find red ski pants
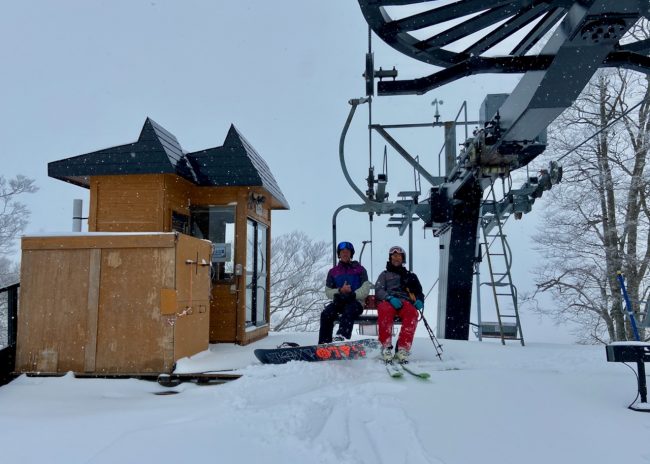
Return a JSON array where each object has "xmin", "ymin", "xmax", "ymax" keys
[{"xmin": 377, "ymin": 299, "xmax": 419, "ymax": 351}]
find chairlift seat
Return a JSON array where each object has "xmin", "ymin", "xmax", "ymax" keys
[{"xmin": 480, "ymin": 321, "xmax": 518, "ymax": 339}]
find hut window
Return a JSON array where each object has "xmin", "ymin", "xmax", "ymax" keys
[
  {"xmin": 245, "ymin": 219, "xmax": 268, "ymax": 327},
  {"xmin": 171, "ymin": 211, "xmax": 189, "ymax": 234},
  {"xmin": 189, "ymin": 206, "xmax": 236, "ymax": 281}
]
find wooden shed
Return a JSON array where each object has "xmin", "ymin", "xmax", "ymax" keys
[
  {"xmin": 17, "ymin": 232, "xmax": 211, "ymax": 374},
  {"xmin": 16, "ymin": 118, "xmax": 288, "ymax": 374}
]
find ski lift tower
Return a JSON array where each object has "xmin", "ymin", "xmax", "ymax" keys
[{"xmin": 356, "ymin": 0, "xmax": 650, "ymax": 340}]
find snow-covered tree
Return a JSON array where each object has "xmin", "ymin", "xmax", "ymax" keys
[
  {"xmin": 531, "ymin": 44, "xmax": 650, "ymax": 342},
  {"xmin": 270, "ymin": 231, "xmax": 330, "ymax": 332},
  {"xmin": 0, "ymin": 175, "xmax": 37, "ymax": 257},
  {"xmin": 0, "ymin": 174, "xmax": 36, "ymax": 347}
]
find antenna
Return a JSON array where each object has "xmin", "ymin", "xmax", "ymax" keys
[{"xmin": 431, "ymin": 98, "xmax": 443, "ymax": 123}]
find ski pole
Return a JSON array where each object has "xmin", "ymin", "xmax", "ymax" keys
[
  {"xmin": 616, "ymin": 271, "xmax": 640, "ymax": 341},
  {"xmin": 418, "ymin": 309, "xmax": 443, "ymax": 359}
]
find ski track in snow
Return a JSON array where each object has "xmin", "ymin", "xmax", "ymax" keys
[
  {"xmin": 2, "ymin": 337, "xmax": 649, "ymax": 463},
  {"xmin": 233, "ymin": 359, "xmax": 443, "ymax": 464}
]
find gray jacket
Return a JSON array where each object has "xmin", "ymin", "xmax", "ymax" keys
[{"xmin": 375, "ymin": 264, "xmax": 424, "ymax": 302}]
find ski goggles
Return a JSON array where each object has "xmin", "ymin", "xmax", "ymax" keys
[
  {"xmin": 337, "ymin": 241, "xmax": 354, "ymax": 252},
  {"xmin": 389, "ymin": 246, "xmax": 405, "ymax": 255}
]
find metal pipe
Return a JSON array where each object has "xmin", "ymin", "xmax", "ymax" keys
[
  {"xmin": 73, "ymin": 199, "xmax": 83, "ymax": 232},
  {"xmin": 475, "ymin": 262, "xmax": 482, "ymax": 342},
  {"xmin": 331, "ymin": 204, "xmax": 370, "ymax": 266},
  {"xmin": 340, "ymin": 99, "xmax": 370, "ymax": 202},
  {"xmin": 372, "ymin": 126, "xmax": 441, "ymax": 187},
  {"xmin": 376, "ymin": 121, "xmax": 478, "ymax": 129},
  {"xmin": 408, "ymin": 218, "xmax": 413, "ymax": 272},
  {"xmin": 332, "ymin": 202, "xmax": 413, "ymax": 266}
]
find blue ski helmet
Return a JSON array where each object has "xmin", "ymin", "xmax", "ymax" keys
[{"xmin": 337, "ymin": 241, "xmax": 355, "ymax": 258}]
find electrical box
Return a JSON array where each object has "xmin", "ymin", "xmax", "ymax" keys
[{"xmin": 480, "ymin": 93, "xmax": 547, "ymax": 144}]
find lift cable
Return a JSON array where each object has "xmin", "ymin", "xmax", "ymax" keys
[{"xmin": 556, "ymin": 99, "xmax": 644, "ymax": 163}]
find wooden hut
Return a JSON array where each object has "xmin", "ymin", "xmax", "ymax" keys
[{"xmin": 16, "ymin": 118, "xmax": 289, "ymax": 374}]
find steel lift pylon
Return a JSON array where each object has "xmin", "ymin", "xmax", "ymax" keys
[{"xmin": 354, "ymin": 0, "xmax": 650, "ymax": 340}]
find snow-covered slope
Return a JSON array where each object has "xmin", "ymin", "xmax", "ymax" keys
[{"xmin": 0, "ymin": 334, "xmax": 647, "ymax": 464}]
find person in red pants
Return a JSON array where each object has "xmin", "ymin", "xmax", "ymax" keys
[{"xmin": 374, "ymin": 245, "xmax": 424, "ymax": 364}]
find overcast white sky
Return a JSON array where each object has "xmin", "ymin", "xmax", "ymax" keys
[{"xmin": 0, "ymin": 1, "xmax": 575, "ymax": 342}]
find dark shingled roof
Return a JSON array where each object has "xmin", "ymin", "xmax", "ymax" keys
[{"xmin": 49, "ymin": 118, "xmax": 289, "ymax": 209}]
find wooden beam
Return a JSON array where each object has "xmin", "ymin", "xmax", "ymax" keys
[{"xmin": 84, "ymin": 249, "xmax": 101, "ymax": 372}]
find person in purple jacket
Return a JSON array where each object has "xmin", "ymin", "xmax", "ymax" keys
[{"xmin": 318, "ymin": 241, "xmax": 371, "ymax": 344}]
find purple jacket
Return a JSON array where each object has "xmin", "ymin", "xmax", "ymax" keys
[{"xmin": 325, "ymin": 260, "xmax": 371, "ymax": 303}]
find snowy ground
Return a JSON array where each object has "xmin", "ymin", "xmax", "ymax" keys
[{"xmin": 1, "ymin": 333, "xmax": 649, "ymax": 464}]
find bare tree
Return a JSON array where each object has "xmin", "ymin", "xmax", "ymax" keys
[
  {"xmin": 0, "ymin": 257, "xmax": 19, "ymax": 348},
  {"xmin": 270, "ymin": 231, "xmax": 330, "ymax": 332},
  {"xmin": 0, "ymin": 174, "xmax": 36, "ymax": 347},
  {"xmin": 530, "ymin": 58, "xmax": 650, "ymax": 342},
  {"xmin": 0, "ymin": 175, "xmax": 37, "ymax": 256}
]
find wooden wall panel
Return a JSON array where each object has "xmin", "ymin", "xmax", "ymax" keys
[
  {"xmin": 163, "ymin": 175, "xmax": 192, "ymax": 232},
  {"xmin": 16, "ymin": 249, "xmax": 92, "ymax": 373},
  {"xmin": 175, "ymin": 233, "xmax": 211, "ymax": 303},
  {"xmin": 94, "ymin": 247, "xmax": 175, "ymax": 373},
  {"xmin": 22, "ymin": 234, "xmax": 177, "ymax": 251},
  {"xmin": 210, "ymin": 284, "xmax": 237, "ymax": 342},
  {"xmin": 173, "ymin": 233, "xmax": 211, "ymax": 355},
  {"xmin": 189, "ymin": 186, "xmax": 240, "ymax": 206},
  {"xmin": 174, "ymin": 301, "xmax": 209, "ymax": 360},
  {"xmin": 90, "ymin": 175, "xmax": 165, "ymax": 232},
  {"xmin": 84, "ymin": 249, "xmax": 101, "ymax": 372},
  {"xmin": 242, "ymin": 326, "xmax": 269, "ymax": 345}
]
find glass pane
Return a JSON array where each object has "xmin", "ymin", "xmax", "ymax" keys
[
  {"xmin": 257, "ymin": 224, "xmax": 267, "ymax": 274},
  {"xmin": 246, "ymin": 220, "xmax": 256, "ymax": 325},
  {"xmin": 256, "ymin": 224, "xmax": 268, "ymax": 324},
  {"xmin": 246, "ymin": 220, "xmax": 255, "ymax": 273},
  {"xmin": 189, "ymin": 206, "xmax": 235, "ymax": 281},
  {"xmin": 245, "ymin": 274, "xmax": 253, "ymax": 325},
  {"xmin": 0, "ymin": 291, "xmax": 7, "ymax": 349},
  {"xmin": 171, "ymin": 211, "xmax": 189, "ymax": 234}
]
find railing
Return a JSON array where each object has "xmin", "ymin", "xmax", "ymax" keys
[{"xmin": 0, "ymin": 282, "xmax": 19, "ymax": 386}]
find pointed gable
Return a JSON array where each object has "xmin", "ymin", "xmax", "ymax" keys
[
  {"xmin": 48, "ymin": 118, "xmax": 197, "ymax": 187},
  {"xmin": 186, "ymin": 125, "xmax": 289, "ymax": 209},
  {"xmin": 48, "ymin": 118, "xmax": 289, "ymax": 209},
  {"xmin": 138, "ymin": 118, "xmax": 182, "ymax": 167}
]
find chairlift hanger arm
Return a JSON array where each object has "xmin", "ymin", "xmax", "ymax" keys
[
  {"xmin": 340, "ymin": 98, "xmax": 371, "ymax": 203},
  {"xmin": 331, "ymin": 202, "xmax": 418, "ymax": 266}
]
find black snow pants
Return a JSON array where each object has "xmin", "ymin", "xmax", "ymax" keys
[{"xmin": 318, "ymin": 298, "xmax": 363, "ymax": 344}]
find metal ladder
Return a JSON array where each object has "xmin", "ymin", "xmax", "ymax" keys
[{"xmin": 478, "ymin": 182, "xmax": 525, "ymax": 346}]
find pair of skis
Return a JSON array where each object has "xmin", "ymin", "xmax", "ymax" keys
[{"xmin": 384, "ymin": 361, "xmax": 430, "ymax": 379}]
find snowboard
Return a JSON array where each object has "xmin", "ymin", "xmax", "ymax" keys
[{"xmin": 254, "ymin": 339, "xmax": 380, "ymax": 365}]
